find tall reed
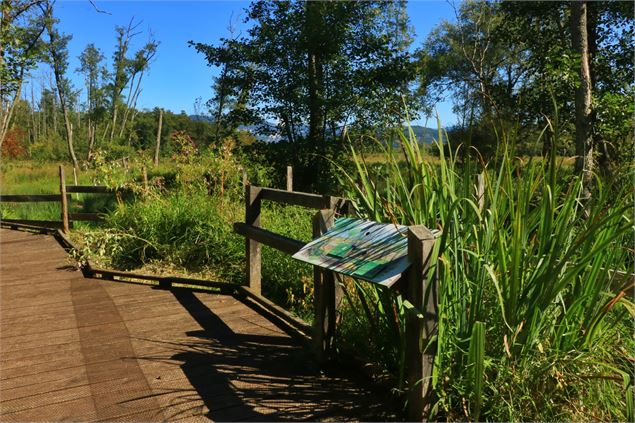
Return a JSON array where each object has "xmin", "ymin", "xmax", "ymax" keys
[{"xmin": 340, "ymin": 120, "xmax": 633, "ymax": 421}]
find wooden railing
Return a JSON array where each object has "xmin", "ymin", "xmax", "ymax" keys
[
  {"xmin": 233, "ymin": 183, "xmax": 439, "ymax": 421},
  {"xmin": 1, "ymin": 165, "xmax": 129, "ymax": 232}
]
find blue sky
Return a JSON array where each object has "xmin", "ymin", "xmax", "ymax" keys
[{"xmin": 35, "ymin": 0, "xmax": 457, "ymax": 127}]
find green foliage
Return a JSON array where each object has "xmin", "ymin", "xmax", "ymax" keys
[
  {"xmin": 242, "ymin": 137, "xmax": 353, "ymax": 193},
  {"xmin": 190, "ymin": 0, "xmax": 420, "ymax": 144},
  {"xmin": 419, "ymin": 1, "xmax": 634, "ymax": 165},
  {"xmin": 341, "ymin": 122, "xmax": 633, "ymax": 420}
]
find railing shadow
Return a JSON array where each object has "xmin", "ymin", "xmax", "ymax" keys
[{"xmin": 131, "ymin": 289, "xmax": 400, "ymax": 421}]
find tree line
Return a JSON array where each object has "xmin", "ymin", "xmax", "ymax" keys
[
  {"xmin": 192, "ymin": 0, "xmax": 632, "ymax": 181},
  {"xmin": 1, "ymin": 0, "xmax": 633, "ymax": 184},
  {"xmin": 1, "ymin": 0, "xmax": 166, "ymax": 167}
]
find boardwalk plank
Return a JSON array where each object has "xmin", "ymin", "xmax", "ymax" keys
[{"xmin": 0, "ymin": 228, "xmax": 399, "ymax": 422}]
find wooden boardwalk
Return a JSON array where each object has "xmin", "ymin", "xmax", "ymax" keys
[{"xmin": 0, "ymin": 228, "xmax": 398, "ymax": 422}]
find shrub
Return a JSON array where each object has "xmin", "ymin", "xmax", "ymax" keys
[{"xmin": 1, "ymin": 127, "xmax": 26, "ymax": 158}]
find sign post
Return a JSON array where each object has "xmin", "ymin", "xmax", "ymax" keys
[{"xmin": 293, "ymin": 217, "xmax": 439, "ymax": 421}]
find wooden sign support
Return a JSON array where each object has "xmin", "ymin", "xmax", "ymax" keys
[
  {"xmin": 312, "ymin": 208, "xmax": 342, "ymax": 363},
  {"xmin": 405, "ymin": 225, "xmax": 438, "ymax": 422}
]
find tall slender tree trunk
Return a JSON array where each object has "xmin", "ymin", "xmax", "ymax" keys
[
  {"xmin": 46, "ymin": 26, "xmax": 79, "ymax": 170},
  {"xmin": 87, "ymin": 120, "xmax": 95, "ymax": 161},
  {"xmin": 57, "ymin": 94, "xmax": 77, "ymax": 169},
  {"xmin": 586, "ymin": 3, "xmax": 608, "ymax": 172},
  {"xmin": 110, "ymin": 107, "xmax": 117, "ymax": 142},
  {"xmin": 153, "ymin": 108, "xmax": 163, "ymax": 166},
  {"xmin": 571, "ymin": 1, "xmax": 593, "ymax": 188},
  {"xmin": 306, "ymin": 1, "xmax": 324, "ymax": 148}
]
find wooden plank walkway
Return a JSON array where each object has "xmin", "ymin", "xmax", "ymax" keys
[{"xmin": 0, "ymin": 228, "xmax": 398, "ymax": 422}]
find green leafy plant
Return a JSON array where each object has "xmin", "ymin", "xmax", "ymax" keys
[{"xmin": 339, "ymin": 119, "xmax": 633, "ymax": 421}]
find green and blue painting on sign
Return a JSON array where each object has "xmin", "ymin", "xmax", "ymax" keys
[{"xmin": 292, "ymin": 217, "xmax": 411, "ymax": 286}]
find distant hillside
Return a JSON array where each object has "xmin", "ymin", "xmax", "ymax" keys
[
  {"xmin": 188, "ymin": 115, "xmax": 436, "ymax": 144},
  {"xmin": 409, "ymin": 126, "xmax": 437, "ymax": 144}
]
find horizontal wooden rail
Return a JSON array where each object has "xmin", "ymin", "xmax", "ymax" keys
[
  {"xmin": 66, "ymin": 185, "xmax": 120, "ymax": 194},
  {"xmin": 0, "ymin": 219, "xmax": 71, "ymax": 229},
  {"xmin": 0, "ymin": 220, "xmax": 60, "ymax": 233},
  {"xmin": 69, "ymin": 212, "xmax": 104, "ymax": 222},
  {"xmin": 259, "ymin": 187, "xmax": 331, "ymax": 209},
  {"xmin": 88, "ymin": 266, "xmax": 238, "ymax": 294},
  {"xmin": 1, "ymin": 194, "xmax": 69, "ymax": 202},
  {"xmin": 233, "ymin": 222, "xmax": 305, "ymax": 255}
]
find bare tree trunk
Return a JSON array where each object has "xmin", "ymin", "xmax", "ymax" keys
[
  {"xmin": 118, "ymin": 73, "xmax": 137, "ymax": 138},
  {"xmin": 153, "ymin": 108, "xmax": 163, "ymax": 166},
  {"xmin": 101, "ymin": 121, "xmax": 110, "ymax": 143},
  {"xmin": 306, "ymin": 1, "xmax": 325, "ymax": 148},
  {"xmin": 30, "ymin": 82, "xmax": 38, "ymax": 143},
  {"xmin": 571, "ymin": 1, "xmax": 593, "ymax": 188},
  {"xmin": 586, "ymin": 3, "xmax": 608, "ymax": 172},
  {"xmin": 109, "ymin": 107, "xmax": 117, "ymax": 142},
  {"xmin": 87, "ymin": 120, "xmax": 95, "ymax": 161},
  {"xmin": 48, "ymin": 50, "xmax": 79, "ymax": 170},
  {"xmin": 119, "ymin": 68, "xmax": 146, "ymax": 139}
]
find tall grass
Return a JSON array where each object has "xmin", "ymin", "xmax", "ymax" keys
[{"xmin": 340, "ymin": 121, "xmax": 634, "ymax": 421}]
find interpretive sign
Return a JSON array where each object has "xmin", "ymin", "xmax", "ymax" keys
[{"xmin": 292, "ymin": 217, "xmax": 411, "ymax": 287}]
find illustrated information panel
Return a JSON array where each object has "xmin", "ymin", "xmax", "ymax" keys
[{"xmin": 292, "ymin": 217, "xmax": 410, "ymax": 287}]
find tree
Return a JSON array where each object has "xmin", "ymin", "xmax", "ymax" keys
[
  {"xmin": 419, "ymin": 0, "xmax": 634, "ymax": 170},
  {"xmin": 77, "ymin": 43, "xmax": 107, "ymax": 160},
  {"xmin": 118, "ymin": 33, "xmax": 158, "ymax": 139},
  {"xmin": 191, "ymin": 0, "xmax": 419, "ymax": 145},
  {"xmin": 0, "ymin": 0, "xmax": 49, "ymax": 149},
  {"xmin": 106, "ymin": 19, "xmax": 158, "ymax": 145},
  {"xmin": 570, "ymin": 1, "xmax": 593, "ymax": 184},
  {"xmin": 44, "ymin": 4, "xmax": 78, "ymax": 169}
]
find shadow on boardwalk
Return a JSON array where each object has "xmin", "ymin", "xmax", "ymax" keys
[
  {"xmin": 0, "ymin": 228, "xmax": 400, "ymax": 422},
  {"xmin": 133, "ymin": 290, "xmax": 401, "ymax": 421}
]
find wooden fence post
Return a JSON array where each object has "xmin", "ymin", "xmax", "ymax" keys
[
  {"xmin": 142, "ymin": 166, "xmax": 148, "ymax": 192},
  {"xmin": 59, "ymin": 165, "xmax": 69, "ymax": 233},
  {"xmin": 405, "ymin": 225, "xmax": 438, "ymax": 422},
  {"xmin": 476, "ymin": 172, "xmax": 485, "ymax": 212},
  {"xmin": 245, "ymin": 184, "xmax": 262, "ymax": 295},
  {"xmin": 72, "ymin": 166, "xmax": 79, "ymax": 200},
  {"xmin": 312, "ymin": 207, "xmax": 341, "ymax": 363},
  {"xmin": 286, "ymin": 166, "xmax": 293, "ymax": 191}
]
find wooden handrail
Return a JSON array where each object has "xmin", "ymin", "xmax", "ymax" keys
[
  {"xmin": 1, "ymin": 194, "xmax": 70, "ymax": 202},
  {"xmin": 66, "ymin": 185, "xmax": 130, "ymax": 194},
  {"xmin": 69, "ymin": 212, "xmax": 105, "ymax": 222},
  {"xmin": 233, "ymin": 222, "xmax": 305, "ymax": 255},
  {"xmin": 259, "ymin": 187, "xmax": 330, "ymax": 209}
]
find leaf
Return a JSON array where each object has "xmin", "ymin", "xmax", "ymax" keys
[{"xmin": 468, "ymin": 321, "xmax": 485, "ymax": 422}]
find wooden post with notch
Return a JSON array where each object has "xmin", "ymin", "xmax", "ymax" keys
[
  {"xmin": 59, "ymin": 165, "xmax": 70, "ymax": 233},
  {"xmin": 312, "ymin": 197, "xmax": 341, "ymax": 363},
  {"xmin": 405, "ymin": 225, "xmax": 438, "ymax": 422},
  {"xmin": 142, "ymin": 166, "xmax": 149, "ymax": 192},
  {"xmin": 245, "ymin": 184, "xmax": 262, "ymax": 295},
  {"xmin": 286, "ymin": 166, "xmax": 293, "ymax": 191},
  {"xmin": 476, "ymin": 172, "xmax": 485, "ymax": 212}
]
